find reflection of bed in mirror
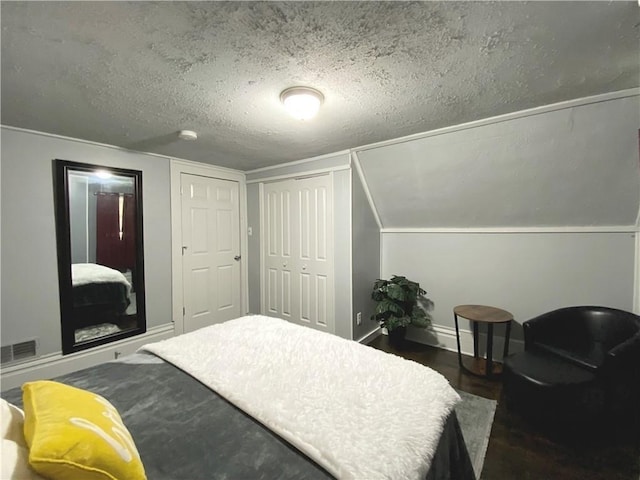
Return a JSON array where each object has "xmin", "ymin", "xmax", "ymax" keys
[{"xmin": 71, "ymin": 263, "xmax": 133, "ymax": 330}]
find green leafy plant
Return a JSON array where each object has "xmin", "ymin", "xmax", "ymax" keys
[{"xmin": 370, "ymin": 275, "xmax": 430, "ymax": 331}]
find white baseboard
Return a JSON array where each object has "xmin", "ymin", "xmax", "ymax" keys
[
  {"xmin": 634, "ymin": 229, "xmax": 639, "ymax": 314},
  {"xmin": 406, "ymin": 323, "xmax": 524, "ymax": 359},
  {"xmin": 356, "ymin": 326, "xmax": 381, "ymax": 344},
  {"xmin": 0, "ymin": 324, "xmax": 176, "ymax": 391}
]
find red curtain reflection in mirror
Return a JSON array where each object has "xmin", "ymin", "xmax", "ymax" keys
[{"xmin": 96, "ymin": 192, "xmax": 136, "ymax": 271}]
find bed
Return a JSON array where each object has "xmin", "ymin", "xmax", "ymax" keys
[
  {"xmin": 1, "ymin": 316, "xmax": 476, "ymax": 480},
  {"xmin": 71, "ymin": 263, "xmax": 132, "ymax": 329}
]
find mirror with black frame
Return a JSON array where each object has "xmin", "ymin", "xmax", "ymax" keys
[{"xmin": 54, "ymin": 159, "xmax": 146, "ymax": 354}]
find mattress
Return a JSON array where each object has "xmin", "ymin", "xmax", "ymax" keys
[{"xmin": 2, "ymin": 352, "xmax": 475, "ymax": 479}]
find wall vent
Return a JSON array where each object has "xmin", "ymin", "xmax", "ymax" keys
[{"xmin": 1, "ymin": 340, "xmax": 37, "ymax": 365}]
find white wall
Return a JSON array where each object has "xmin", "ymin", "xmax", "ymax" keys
[
  {"xmin": 382, "ymin": 231, "xmax": 636, "ymax": 353},
  {"xmin": 0, "ymin": 127, "xmax": 173, "ymax": 360}
]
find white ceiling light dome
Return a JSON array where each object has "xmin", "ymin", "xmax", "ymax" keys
[
  {"xmin": 178, "ymin": 130, "xmax": 198, "ymax": 141},
  {"xmin": 94, "ymin": 170, "xmax": 112, "ymax": 179},
  {"xmin": 280, "ymin": 86, "xmax": 324, "ymax": 120}
]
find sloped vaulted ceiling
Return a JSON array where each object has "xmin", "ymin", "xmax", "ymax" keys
[{"xmin": 356, "ymin": 94, "xmax": 640, "ymax": 228}]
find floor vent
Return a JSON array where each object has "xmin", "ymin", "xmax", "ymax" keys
[{"xmin": 1, "ymin": 339, "xmax": 37, "ymax": 365}]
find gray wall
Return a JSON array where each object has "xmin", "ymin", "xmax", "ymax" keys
[
  {"xmin": 1, "ymin": 127, "xmax": 173, "ymax": 357},
  {"xmin": 87, "ymin": 183, "xmax": 98, "ymax": 263},
  {"xmin": 351, "ymin": 168, "xmax": 381, "ymax": 340},
  {"xmin": 357, "ymin": 95, "xmax": 640, "ymax": 228},
  {"xmin": 355, "ymin": 94, "xmax": 640, "ymax": 349},
  {"xmin": 246, "ymin": 182, "xmax": 261, "ymax": 314},
  {"xmin": 332, "ymin": 169, "xmax": 352, "ymax": 339},
  {"xmin": 382, "ymin": 232, "xmax": 636, "ymax": 345},
  {"xmin": 69, "ymin": 175, "xmax": 89, "ymax": 263}
]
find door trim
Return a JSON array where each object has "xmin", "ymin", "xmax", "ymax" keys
[
  {"xmin": 634, "ymin": 228, "xmax": 640, "ymax": 315},
  {"xmin": 170, "ymin": 159, "xmax": 248, "ymax": 334}
]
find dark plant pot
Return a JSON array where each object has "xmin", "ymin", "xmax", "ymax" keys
[{"xmin": 388, "ymin": 326, "xmax": 407, "ymax": 347}]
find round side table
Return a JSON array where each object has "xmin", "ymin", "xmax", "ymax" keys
[{"xmin": 453, "ymin": 304, "xmax": 513, "ymax": 378}]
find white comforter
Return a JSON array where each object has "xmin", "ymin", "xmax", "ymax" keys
[
  {"xmin": 141, "ymin": 315, "xmax": 460, "ymax": 480},
  {"xmin": 71, "ymin": 263, "xmax": 131, "ymax": 294}
]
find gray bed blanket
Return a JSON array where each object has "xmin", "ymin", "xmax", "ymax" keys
[{"xmin": 2, "ymin": 353, "xmax": 475, "ymax": 480}]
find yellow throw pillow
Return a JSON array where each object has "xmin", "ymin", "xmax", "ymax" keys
[{"xmin": 22, "ymin": 381, "xmax": 146, "ymax": 480}]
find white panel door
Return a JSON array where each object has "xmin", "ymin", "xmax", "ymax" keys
[
  {"xmin": 182, "ymin": 173, "xmax": 241, "ymax": 332},
  {"xmin": 263, "ymin": 175, "xmax": 334, "ymax": 333},
  {"xmin": 264, "ymin": 182, "xmax": 293, "ymax": 320}
]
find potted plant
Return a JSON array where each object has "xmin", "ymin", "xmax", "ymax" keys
[{"xmin": 370, "ymin": 275, "xmax": 430, "ymax": 346}]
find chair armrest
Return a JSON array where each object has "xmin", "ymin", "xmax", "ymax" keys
[
  {"xmin": 607, "ymin": 333, "xmax": 640, "ymax": 367},
  {"xmin": 523, "ymin": 311, "xmax": 560, "ymax": 348}
]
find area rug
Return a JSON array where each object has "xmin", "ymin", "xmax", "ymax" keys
[
  {"xmin": 455, "ymin": 390, "xmax": 497, "ymax": 479},
  {"xmin": 74, "ymin": 322, "xmax": 122, "ymax": 342}
]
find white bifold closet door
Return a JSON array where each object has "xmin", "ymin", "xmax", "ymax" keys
[
  {"xmin": 181, "ymin": 173, "xmax": 242, "ymax": 333},
  {"xmin": 263, "ymin": 174, "xmax": 334, "ymax": 334}
]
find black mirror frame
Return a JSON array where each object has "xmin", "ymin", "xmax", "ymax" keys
[{"xmin": 53, "ymin": 159, "xmax": 146, "ymax": 355}]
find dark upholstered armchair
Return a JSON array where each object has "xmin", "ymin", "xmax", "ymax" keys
[{"xmin": 503, "ymin": 306, "xmax": 640, "ymax": 424}]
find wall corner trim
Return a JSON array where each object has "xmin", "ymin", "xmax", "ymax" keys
[
  {"xmin": 634, "ymin": 228, "xmax": 640, "ymax": 314},
  {"xmin": 351, "ymin": 151, "xmax": 383, "ymax": 229}
]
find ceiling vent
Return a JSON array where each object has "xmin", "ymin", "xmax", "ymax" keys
[{"xmin": 1, "ymin": 339, "xmax": 38, "ymax": 365}]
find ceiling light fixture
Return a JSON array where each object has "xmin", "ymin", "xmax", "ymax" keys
[
  {"xmin": 94, "ymin": 170, "xmax": 112, "ymax": 179},
  {"xmin": 178, "ymin": 130, "xmax": 198, "ymax": 141},
  {"xmin": 280, "ymin": 87, "xmax": 324, "ymax": 120}
]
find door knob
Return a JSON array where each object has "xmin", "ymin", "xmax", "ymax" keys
[
  {"xmin": 234, "ymin": 255, "xmax": 241, "ymax": 261},
  {"xmin": 302, "ymin": 264, "xmax": 307, "ymax": 270}
]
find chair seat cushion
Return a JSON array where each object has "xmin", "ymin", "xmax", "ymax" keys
[
  {"xmin": 503, "ymin": 351, "xmax": 605, "ymax": 422},
  {"xmin": 503, "ymin": 350, "xmax": 595, "ymax": 388}
]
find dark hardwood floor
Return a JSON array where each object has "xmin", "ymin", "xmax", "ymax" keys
[{"xmin": 367, "ymin": 335, "xmax": 640, "ymax": 480}]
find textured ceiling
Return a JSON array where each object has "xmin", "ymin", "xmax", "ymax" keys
[{"xmin": 1, "ymin": 1, "xmax": 639, "ymax": 171}]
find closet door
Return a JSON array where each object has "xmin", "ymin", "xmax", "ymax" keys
[{"xmin": 263, "ymin": 175, "xmax": 334, "ymax": 334}]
